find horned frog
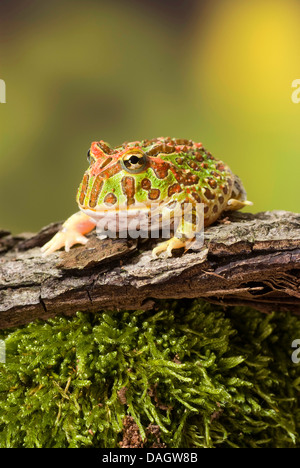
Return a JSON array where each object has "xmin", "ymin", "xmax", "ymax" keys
[{"xmin": 41, "ymin": 137, "xmax": 252, "ymax": 258}]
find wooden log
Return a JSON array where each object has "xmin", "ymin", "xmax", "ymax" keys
[{"xmin": 0, "ymin": 210, "xmax": 299, "ymax": 328}]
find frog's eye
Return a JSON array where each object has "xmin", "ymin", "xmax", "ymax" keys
[{"xmin": 121, "ymin": 152, "xmax": 148, "ymax": 174}]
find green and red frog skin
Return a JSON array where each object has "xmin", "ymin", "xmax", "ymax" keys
[{"xmin": 41, "ymin": 137, "xmax": 252, "ymax": 258}]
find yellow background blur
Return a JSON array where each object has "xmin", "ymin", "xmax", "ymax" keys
[{"xmin": 0, "ymin": 0, "xmax": 299, "ymax": 234}]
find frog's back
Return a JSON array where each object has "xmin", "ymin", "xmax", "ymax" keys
[{"xmin": 138, "ymin": 137, "xmax": 250, "ymax": 226}]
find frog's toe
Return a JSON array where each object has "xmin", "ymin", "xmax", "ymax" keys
[
  {"xmin": 41, "ymin": 230, "xmax": 89, "ymax": 256},
  {"xmin": 226, "ymin": 199, "xmax": 253, "ymax": 211},
  {"xmin": 41, "ymin": 233, "xmax": 65, "ymax": 256},
  {"xmin": 152, "ymin": 237, "xmax": 187, "ymax": 258},
  {"xmin": 65, "ymin": 234, "xmax": 89, "ymax": 252}
]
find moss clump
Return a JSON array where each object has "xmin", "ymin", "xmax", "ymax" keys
[{"xmin": 0, "ymin": 300, "xmax": 300, "ymax": 448}]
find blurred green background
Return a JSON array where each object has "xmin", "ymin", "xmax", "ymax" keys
[{"xmin": 0, "ymin": 0, "xmax": 299, "ymax": 234}]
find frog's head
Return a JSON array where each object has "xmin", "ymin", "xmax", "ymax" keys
[{"xmin": 77, "ymin": 138, "xmax": 185, "ymax": 217}]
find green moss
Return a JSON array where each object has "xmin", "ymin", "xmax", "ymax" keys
[{"xmin": 0, "ymin": 300, "xmax": 300, "ymax": 448}]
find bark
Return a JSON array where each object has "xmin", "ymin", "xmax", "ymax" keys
[{"xmin": 0, "ymin": 210, "xmax": 299, "ymax": 329}]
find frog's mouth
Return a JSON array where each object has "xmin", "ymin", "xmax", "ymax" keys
[
  {"xmin": 79, "ymin": 197, "xmax": 179, "ymax": 220},
  {"xmin": 79, "ymin": 201, "xmax": 152, "ymax": 220}
]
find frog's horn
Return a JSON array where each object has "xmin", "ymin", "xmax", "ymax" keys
[{"xmin": 90, "ymin": 140, "xmax": 113, "ymax": 158}]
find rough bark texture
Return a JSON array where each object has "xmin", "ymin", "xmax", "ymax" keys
[{"xmin": 0, "ymin": 210, "xmax": 299, "ymax": 329}]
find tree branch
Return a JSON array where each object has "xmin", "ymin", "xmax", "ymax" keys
[{"xmin": 0, "ymin": 210, "xmax": 299, "ymax": 328}]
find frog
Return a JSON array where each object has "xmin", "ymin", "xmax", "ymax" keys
[{"xmin": 41, "ymin": 137, "xmax": 252, "ymax": 258}]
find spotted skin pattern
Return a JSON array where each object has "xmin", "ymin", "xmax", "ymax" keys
[{"xmin": 41, "ymin": 137, "xmax": 252, "ymax": 257}]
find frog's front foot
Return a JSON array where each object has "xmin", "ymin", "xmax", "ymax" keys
[
  {"xmin": 152, "ymin": 236, "xmax": 188, "ymax": 258},
  {"xmin": 41, "ymin": 228, "xmax": 89, "ymax": 256}
]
